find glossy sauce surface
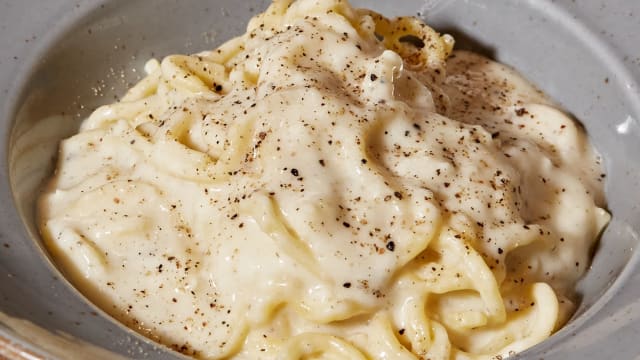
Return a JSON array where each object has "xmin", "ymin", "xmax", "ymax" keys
[{"xmin": 38, "ymin": 1, "xmax": 609, "ymax": 358}]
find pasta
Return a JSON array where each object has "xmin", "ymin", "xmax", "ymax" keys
[{"xmin": 38, "ymin": 0, "xmax": 610, "ymax": 359}]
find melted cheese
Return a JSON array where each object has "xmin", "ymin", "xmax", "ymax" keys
[{"xmin": 38, "ymin": 0, "xmax": 609, "ymax": 359}]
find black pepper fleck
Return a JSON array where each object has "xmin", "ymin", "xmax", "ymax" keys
[{"xmin": 386, "ymin": 241, "xmax": 395, "ymax": 252}]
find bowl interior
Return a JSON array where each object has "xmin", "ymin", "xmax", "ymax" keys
[{"xmin": 4, "ymin": 0, "xmax": 640, "ymax": 358}]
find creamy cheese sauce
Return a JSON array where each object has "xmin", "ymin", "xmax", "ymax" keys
[{"xmin": 38, "ymin": 0, "xmax": 610, "ymax": 359}]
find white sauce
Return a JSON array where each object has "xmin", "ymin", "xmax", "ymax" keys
[{"xmin": 38, "ymin": 1, "xmax": 609, "ymax": 359}]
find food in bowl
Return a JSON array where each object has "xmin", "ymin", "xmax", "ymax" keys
[{"xmin": 37, "ymin": 0, "xmax": 610, "ymax": 358}]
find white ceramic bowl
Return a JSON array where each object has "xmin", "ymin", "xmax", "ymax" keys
[{"xmin": 1, "ymin": 1, "xmax": 640, "ymax": 359}]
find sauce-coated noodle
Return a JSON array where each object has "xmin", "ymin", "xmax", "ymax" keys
[{"xmin": 39, "ymin": 0, "xmax": 610, "ymax": 358}]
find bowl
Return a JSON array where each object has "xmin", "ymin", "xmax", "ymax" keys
[{"xmin": 1, "ymin": 0, "xmax": 640, "ymax": 358}]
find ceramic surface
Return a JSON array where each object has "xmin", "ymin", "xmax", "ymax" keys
[{"xmin": 1, "ymin": 0, "xmax": 639, "ymax": 359}]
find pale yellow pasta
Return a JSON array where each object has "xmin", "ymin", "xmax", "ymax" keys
[{"xmin": 38, "ymin": 0, "xmax": 609, "ymax": 359}]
